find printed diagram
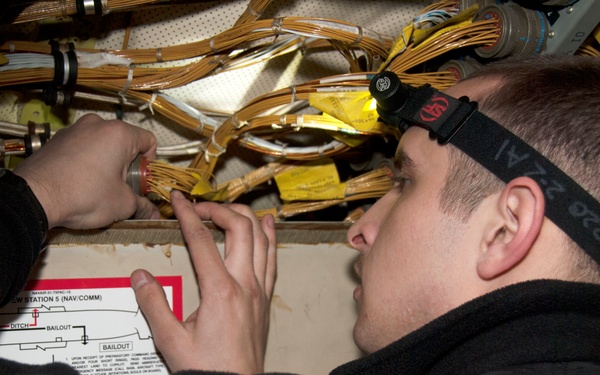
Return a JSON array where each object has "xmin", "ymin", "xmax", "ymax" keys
[
  {"xmin": 0, "ymin": 304, "xmax": 151, "ymax": 351},
  {"xmin": 0, "ymin": 277, "xmax": 182, "ymax": 374}
]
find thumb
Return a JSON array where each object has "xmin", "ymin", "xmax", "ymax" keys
[{"xmin": 131, "ymin": 270, "xmax": 182, "ymax": 340}]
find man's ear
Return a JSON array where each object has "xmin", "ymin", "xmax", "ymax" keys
[{"xmin": 477, "ymin": 176, "xmax": 545, "ymax": 280}]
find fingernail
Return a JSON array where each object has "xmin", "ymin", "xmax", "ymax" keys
[
  {"xmin": 264, "ymin": 214, "xmax": 275, "ymax": 229},
  {"xmin": 171, "ymin": 190, "xmax": 183, "ymax": 200},
  {"xmin": 131, "ymin": 270, "xmax": 150, "ymax": 291}
]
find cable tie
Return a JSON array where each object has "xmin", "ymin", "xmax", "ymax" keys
[
  {"xmin": 217, "ymin": 56, "xmax": 229, "ymax": 66},
  {"xmin": 351, "ymin": 26, "xmax": 364, "ymax": 46},
  {"xmin": 246, "ymin": 4, "xmax": 262, "ymax": 18},
  {"xmin": 230, "ymin": 113, "xmax": 240, "ymax": 128},
  {"xmin": 266, "ymin": 164, "xmax": 276, "ymax": 180},
  {"xmin": 299, "ymin": 36, "xmax": 308, "ymax": 53},
  {"xmin": 240, "ymin": 175, "xmax": 251, "ymax": 192},
  {"xmin": 119, "ymin": 65, "xmax": 134, "ymax": 98},
  {"xmin": 155, "ymin": 48, "xmax": 163, "ymax": 63},
  {"xmin": 272, "ymin": 17, "xmax": 284, "ymax": 36},
  {"xmin": 194, "ymin": 118, "xmax": 205, "ymax": 135},
  {"xmin": 204, "ymin": 149, "xmax": 220, "ymax": 162},
  {"xmin": 138, "ymin": 92, "xmax": 158, "ymax": 115},
  {"xmin": 318, "ymin": 144, "xmax": 326, "ymax": 158},
  {"xmin": 211, "ymin": 132, "xmax": 226, "ymax": 153},
  {"xmin": 101, "ymin": 0, "xmax": 110, "ymax": 15},
  {"xmin": 209, "ymin": 38, "xmax": 218, "ymax": 53},
  {"xmin": 290, "ymin": 85, "xmax": 297, "ymax": 104},
  {"xmin": 9, "ymin": 41, "xmax": 14, "ymax": 53},
  {"xmin": 280, "ymin": 142, "xmax": 287, "ymax": 157},
  {"xmin": 231, "ymin": 113, "xmax": 248, "ymax": 129},
  {"xmin": 296, "ymin": 114, "xmax": 304, "ymax": 130},
  {"xmin": 280, "ymin": 114, "xmax": 287, "ymax": 126},
  {"xmin": 276, "ymin": 205, "xmax": 284, "ymax": 219},
  {"xmin": 59, "ymin": 0, "xmax": 68, "ymax": 18}
]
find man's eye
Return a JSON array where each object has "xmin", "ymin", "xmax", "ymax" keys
[{"xmin": 391, "ymin": 175, "xmax": 411, "ymax": 191}]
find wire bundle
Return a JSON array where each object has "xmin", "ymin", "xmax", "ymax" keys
[{"xmin": 0, "ymin": 0, "xmax": 520, "ymax": 221}]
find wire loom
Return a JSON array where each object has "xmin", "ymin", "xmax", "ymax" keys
[
  {"xmin": 0, "ymin": 0, "xmax": 498, "ymax": 220},
  {"xmin": 4, "ymin": 0, "xmax": 592, "ymax": 220}
]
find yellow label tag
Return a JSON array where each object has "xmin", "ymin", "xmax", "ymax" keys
[
  {"xmin": 594, "ymin": 24, "xmax": 600, "ymax": 44},
  {"xmin": 275, "ymin": 159, "xmax": 342, "ymax": 201},
  {"xmin": 280, "ymin": 182, "xmax": 347, "ymax": 201},
  {"xmin": 380, "ymin": 24, "xmax": 415, "ymax": 71},
  {"xmin": 309, "ymin": 92, "xmax": 379, "ymax": 131},
  {"xmin": 0, "ymin": 54, "xmax": 8, "ymax": 66}
]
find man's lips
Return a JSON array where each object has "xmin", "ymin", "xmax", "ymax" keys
[{"xmin": 353, "ymin": 284, "xmax": 362, "ymax": 302}]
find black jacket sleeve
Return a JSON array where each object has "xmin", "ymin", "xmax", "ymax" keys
[{"xmin": 0, "ymin": 168, "xmax": 48, "ymax": 308}]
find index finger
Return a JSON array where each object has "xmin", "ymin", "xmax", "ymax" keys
[{"xmin": 171, "ymin": 190, "xmax": 230, "ymax": 288}]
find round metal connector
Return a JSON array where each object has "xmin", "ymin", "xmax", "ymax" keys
[
  {"xmin": 474, "ymin": 3, "xmax": 548, "ymax": 59},
  {"xmin": 438, "ymin": 59, "xmax": 484, "ymax": 81},
  {"xmin": 126, "ymin": 155, "xmax": 150, "ymax": 196}
]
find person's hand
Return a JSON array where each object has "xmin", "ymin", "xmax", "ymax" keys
[
  {"xmin": 13, "ymin": 113, "xmax": 159, "ymax": 229},
  {"xmin": 130, "ymin": 190, "xmax": 277, "ymax": 373}
]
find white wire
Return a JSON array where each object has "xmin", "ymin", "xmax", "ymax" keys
[
  {"xmin": 157, "ymin": 147, "xmax": 202, "ymax": 157},
  {"xmin": 240, "ymin": 133, "xmax": 342, "ymax": 155},
  {"xmin": 0, "ymin": 53, "xmax": 54, "ymax": 71},
  {"xmin": 158, "ymin": 93, "xmax": 222, "ymax": 128},
  {"xmin": 0, "ymin": 52, "xmax": 132, "ymax": 72},
  {"xmin": 158, "ymin": 140, "xmax": 204, "ymax": 151},
  {"xmin": 223, "ymin": 36, "xmax": 314, "ymax": 71}
]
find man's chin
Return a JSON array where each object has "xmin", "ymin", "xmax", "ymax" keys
[{"xmin": 352, "ymin": 320, "xmax": 377, "ymax": 355}]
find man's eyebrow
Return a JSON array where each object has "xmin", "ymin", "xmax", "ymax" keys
[{"xmin": 393, "ymin": 150, "xmax": 419, "ymax": 170}]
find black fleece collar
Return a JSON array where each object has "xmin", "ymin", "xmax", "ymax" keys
[{"xmin": 331, "ymin": 280, "xmax": 600, "ymax": 375}]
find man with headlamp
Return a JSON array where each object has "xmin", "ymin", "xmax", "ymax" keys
[
  {"xmin": 132, "ymin": 54, "xmax": 600, "ymax": 374},
  {"xmin": 338, "ymin": 54, "xmax": 600, "ymax": 374}
]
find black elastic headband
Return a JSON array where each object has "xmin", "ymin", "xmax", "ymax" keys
[{"xmin": 369, "ymin": 71, "xmax": 600, "ymax": 264}]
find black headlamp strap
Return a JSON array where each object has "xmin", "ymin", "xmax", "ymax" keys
[{"xmin": 449, "ymin": 112, "xmax": 600, "ymax": 263}]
